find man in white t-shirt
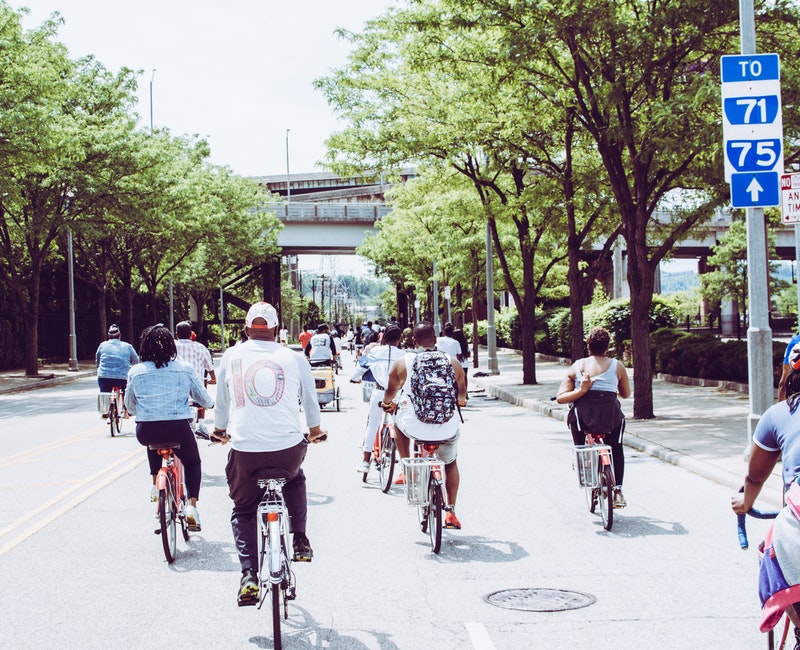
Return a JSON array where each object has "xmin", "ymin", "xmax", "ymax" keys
[
  {"xmin": 304, "ymin": 323, "xmax": 338, "ymax": 367},
  {"xmin": 381, "ymin": 321, "xmax": 467, "ymax": 529},
  {"xmin": 212, "ymin": 302, "xmax": 327, "ymax": 607}
]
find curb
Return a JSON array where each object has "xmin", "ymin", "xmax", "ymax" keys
[
  {"xmin": 470, "ymin": 374, "xmax": 784, "ymax": 509},
  {"xmin": 0, "ymin": 370, "xmax": 95, "ymax": 396}
]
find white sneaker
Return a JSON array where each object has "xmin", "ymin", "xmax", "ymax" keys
[
  {"xmin": 356, "ymin": 460, "xmax": 370, "ymax": 473},
  {"xmin": 150, "ymin": 485, "xmax": 158, "ymax": 502},
  {"xmin": 184, "ymin": 504, "xmax": 201, "ymax": 531},
  {"xmin": 196, "ymin": 422, "xmax": 209, "ymax": 436}
]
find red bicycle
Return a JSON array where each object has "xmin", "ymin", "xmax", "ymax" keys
[
  {"xmin": 573, "ymin": 433, "xmax": 615, "ymax": 530},
  {"xmin": 149, "ymin": 443, "xmax": 190, "ymax": 563},
  {"xmin": 104, "ymin": 386, "xmax": 124, "ymax": 437},
  {"xmin": 361, "ymin": 411, "xmax": 397, "ymax": 492}
]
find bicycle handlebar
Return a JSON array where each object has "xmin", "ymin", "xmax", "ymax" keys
[{"xmin": 737, "ymin": 507, "xmax": 781, "ymax": 550}]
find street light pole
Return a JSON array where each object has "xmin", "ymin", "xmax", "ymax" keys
[
  {"xmin": 739, "ymin": 0, "xmax": 772, "ymax": 438},
  {"xmin": 486, "ymin": 220, "xmax": 499, "ymax": 375},
  {"xmin": 149, "ymin": 69, "xmax": 156, "ymax": 134},
  {"xmin": 67, "ymin": 230, "xmax": 79, "ymax": 371},
  {"xmin": 285, "ymin": 129, "xmax": 291, "ymax": 203}
]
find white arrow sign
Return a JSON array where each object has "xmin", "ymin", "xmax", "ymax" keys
[{"xmin": 747, "ymin": 177, "xmax": 764, "ymax": 200}]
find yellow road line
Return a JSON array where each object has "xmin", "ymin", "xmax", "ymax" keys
[{"xmin": 0, "ymin": 449, "xmax": 144, "ymax": 557}]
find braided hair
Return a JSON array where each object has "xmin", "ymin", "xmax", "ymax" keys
[
  {"xmin": 786, "ymin": 369, "xmax": 800, "ymax": 414},
  {"xmin": 139, "ymin": 324, "xmax": 176, "ymax": 369}
]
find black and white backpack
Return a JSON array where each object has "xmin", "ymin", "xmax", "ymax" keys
[{"xmin": 409, "ymin": 350, "xmax": 457, "ymax": 424}]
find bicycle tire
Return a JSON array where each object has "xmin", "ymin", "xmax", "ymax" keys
[
  {"xmin": 272, "ymin": 582, "xmax": 282, "ymax": 649},
  {"xmin": 586, "ymin": 486, "xmax": 597, "ymax": 513},
  {"xmin": 427, "ymin": 480, "xmax": 443, "ymax": 554},
  {"xmin": 159, "ymin": 473, "xmax": 177, "ymax": 563},
  {"xmin": 108, "ymin": 402, "xmax": 120, "ymax": 437},
  {"xmin": 598, "ymin": 465, "xmax": 614, "ymax": 531},
  {"xmin": 180, "ymin": 495, "xmax": 190, "ymax": 542},
  {"xmin": 378, "ymin": 426, "xmax": 396, "ymax": 493}
]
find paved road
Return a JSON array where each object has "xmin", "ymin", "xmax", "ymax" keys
[{"xmin": 0, "ymin": 350, "xmax": 779, "ymax": 648}]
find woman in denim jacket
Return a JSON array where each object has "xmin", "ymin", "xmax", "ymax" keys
[{"xmin": 125, "ymin": 325, "xmax": 214, "ymax": 531}]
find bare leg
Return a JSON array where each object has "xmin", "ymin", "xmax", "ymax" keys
[{"xmin": 444, "ymin": 459, "xmax": 460, "ymax": 507}]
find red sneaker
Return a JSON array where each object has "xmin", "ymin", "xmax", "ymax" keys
[
  {"xmin": 393, "ymin": 472, "xmax": 405, "ymax": 485},
  {"xmin": 444, "ymin": 511, "xmax": 461, "ymax": 529}
]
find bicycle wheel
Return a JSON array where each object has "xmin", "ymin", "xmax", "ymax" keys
[
  {"xmin": 598, "ymin": 465, "xmax": 614, "ymax": 531},
  {"xmin": 108, "ymin": 402, "xmax": 120, "ymax": 437},
  {"xmin": 158, "ymin": 473, "xmax": 177, "ymax": 563},
  {"xmin": 585, "ymin": 485, "xmax": 597, "ymax": 513},
  {"xmin": 272, "ymin": 583, "xmax": 282, "ymax": 649},
  {"xmin": 378, "ymin": 426, "xmax": 396, "ymax": 493},
  {"xmin": 180, "ymin": 495, "xmax": 190, "ymax": 542},
  {"xmin": 427, "ymin": 480, "xmax": 443, "ymax": 554}
]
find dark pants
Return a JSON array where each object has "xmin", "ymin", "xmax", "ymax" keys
[
  {"xmin": 570, "ymin": 420, "xmax": 626, "ymax": 487},
  {"xmin": 226, "ymin": 442, "xmax": 308, "ymax": 572},
  {"xmin": 98, "ymin": 377, "xmax": 127, "ymax": 393},
  {"xmin": 136, "ymin": 420, "xmax": 202, "ymax": 499}
]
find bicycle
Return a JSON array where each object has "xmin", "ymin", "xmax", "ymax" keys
[
  {"xmin": 573, "ymin": 433, "xmax": 615, "ymax": 531},
  {"xmin": 254, "ymin": 468, "xmax": 296, "ymax": 650},
  {"xmin": 401, "ymin": 440, "xmax": 450, "ymax": 554},
  {"xmin": 106, "ymin": 386, "xmax": 124, "ymax": 437},
  {"xmin": 736, "ymin": 498, "xmax": 798, "ymax": 650},
  {"xmin": 149, "ymin": 443, "xmax": 190, "ymax": 563},
  {"xmin": 361, "ymin": 410, "xmax": 397, "ymax": 492}
]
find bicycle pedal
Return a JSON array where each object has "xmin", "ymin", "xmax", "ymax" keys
[{"xmin": 154, "ymin": 528, "xmax": 161, "ymax": 535}]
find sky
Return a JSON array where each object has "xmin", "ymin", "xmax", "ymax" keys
[{"xmin": 18, "ymin": 0, "xmax": 395, "ymax": 276}]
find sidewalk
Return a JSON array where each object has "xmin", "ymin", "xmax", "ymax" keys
[
  {"xmin": 468, "ymin": 347, "xmax": 785, "ymax": 508},
  {"xmin": 0, "ymin": 350, "xmax": 785, "ymax": 507}
]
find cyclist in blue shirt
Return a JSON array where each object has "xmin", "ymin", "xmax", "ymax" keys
[{"xmin": 95, "ymin": 324, "xmax": 139, "ymax": 392}]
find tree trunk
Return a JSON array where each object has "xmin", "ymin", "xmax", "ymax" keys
[
  {"xmin": 24, "ymin": 266, "xmax": 41, "ymax": 376},
  {"xmin": 627, "ymin": 230, "xmax": 656, "ymax": 419},
  {"xmin": 567, "ymin": 248, "xmax": 585, "ymax": 361},
  {"xmin": 96, "ymin": 285, "xmax": 107, "ymax": 339},
  {"xmin": 520, "ymin": 299, "xmax": 538, "ymax": 384}
]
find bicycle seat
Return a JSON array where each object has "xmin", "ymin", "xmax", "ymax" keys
[
  {"xmin": 253, "ymin": 468, "xmax": 292, "ymax": 481},
  {"xmin": 147, "ymin": 442, "xmax": 181, "ymax": 451}
]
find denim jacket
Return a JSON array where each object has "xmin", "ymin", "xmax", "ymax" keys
[
  {"xmin": 96, "ymin": 339, "xmax": 139, "ymax": 380},
  {"xmin": 125, "ymin": 359, "xmax": 213, "ymax": 422}
]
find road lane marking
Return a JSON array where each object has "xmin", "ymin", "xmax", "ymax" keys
[
  {"xmin": 0, "ymin": 449, "xmax": 144, "ymax": 557},
  {"xmin": 465, "ymin": 622, "xmax": 496, "ymax": 650},
  {"xmin": 0, "ymin": 426, "xmax": 103, "ymax": 469}
]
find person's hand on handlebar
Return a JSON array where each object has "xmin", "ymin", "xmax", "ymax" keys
[
  {"xmin": 730, "ymin": 494, "xmax": 748, "ymax": 514},
  {"xmin": 308, "ymin": 426, "xmax": 328, "ymax": 444},
  {"xmin": 380, "ymin": 399, "xmax": 397, "ymax": 414},
  {"xmin": 210, "ymin": 428, "xmax": 230, "ymax": 445}
]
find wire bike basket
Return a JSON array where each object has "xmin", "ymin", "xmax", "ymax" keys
[
  {"xmin": 401, "ymin": 457, "xmax": 440, "ymax": 506},
  {"xmin": 572, "ymin": 444, "xmax": 612, "ymax": 488}
]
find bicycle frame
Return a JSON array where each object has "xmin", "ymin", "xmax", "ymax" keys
[
  {"xmin": 574, "ymin": 433, "xmax": 616, "ymax": 531},
  {"xmin": 156, "ymin": 450, "xmax": 185, "ymax": 503}
]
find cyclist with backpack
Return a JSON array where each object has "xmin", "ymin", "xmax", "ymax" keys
[{"xmin": 380, "ymin": 321, "xmax": 467, "ymax": 529}]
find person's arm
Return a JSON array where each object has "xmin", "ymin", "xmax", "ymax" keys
[
  {"xmin": 213, "ymin": 353, "xmax": 231, "ymax": 433},
  {"xmin": 188, "ymin": 368, "xmax": 214, "ymax": 409},
  {"xmin": 556, "ymin": 363, "xmax": 592, "ymax": 404},
  {"xmin": 452, "ymin": 360, "xmax": 467, "ymax": 406},
  {"xmin": 304, "ymin": 342, "xmax": 311, "ymax": 358},
  {"xmin": 731, "ymin": 444, "xmax": 781, "ymax": 513},
  {"xmin": 380, "ymin": 358, "xmax": 407, "ymax": 411},
  {"xmin": 123, "ymin": 374, "xmax": 136, "ymax": 415},
  {"xmin": 616, "ymin": 361, "xmax": 632, "ymax": 399},
  {"xmin": 96, "ymin": 345, "xmax": 102, "ymax": 368}
]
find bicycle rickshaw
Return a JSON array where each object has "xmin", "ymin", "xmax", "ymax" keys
[{"xmin": 311, "ymin": 364, "xmax": 340, "ymax": 411}]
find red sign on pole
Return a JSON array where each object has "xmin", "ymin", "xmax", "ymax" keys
[{"xmin": 781, "ymin": 173, "xmax": 800, "ymax": 223}]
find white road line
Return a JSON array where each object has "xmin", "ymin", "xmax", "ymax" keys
[
  {"xmin": 0, "ymin": 450, "xmax": 144, "ymax": 557},
  {"xmin": 464, "ymin": 622, "xmax": 496, "ymax": 650},
  {"xmin": 0, "ymin": 426, "xmax": 102, "ymax": 469}
]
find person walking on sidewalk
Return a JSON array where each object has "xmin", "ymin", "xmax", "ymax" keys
[
  {"xmin": 95, "ymin": 324, "xmax": 139, "ymax": 393},
  {"xmin": 556, "ymin": 327, "xmax": 631, "ymax": 508},
  {"xmin": 211, "ymin": 301, "xmax": 327, "ymax": 607},
  {"xmin": 380, "ymin": 321, "xmax": 467, "ymax": 529}
]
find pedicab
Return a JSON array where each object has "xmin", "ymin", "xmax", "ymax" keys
[{"xmin": 311, "ymin": 363, "xmax": 340, "ymax": 411}]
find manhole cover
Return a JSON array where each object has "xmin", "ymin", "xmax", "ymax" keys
[{"xmin": 483, "ymin": 588, "xmax": 596, "ymax": 612}]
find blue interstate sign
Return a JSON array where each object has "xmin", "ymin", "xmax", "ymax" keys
[
  {"xmin": 725, "ymin": 139, "xmax": 782, "ymax": 172},
  {"xmin": 730, "ymin": 171, "xmax": 779, "ymax": 207},
  {"xmin": 723, "ymin": 95, "xmax": 780, "ymax": 125},
  {"xmin": 721, "ymin": 54, "xmax": 780, "ymax": 83}
]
